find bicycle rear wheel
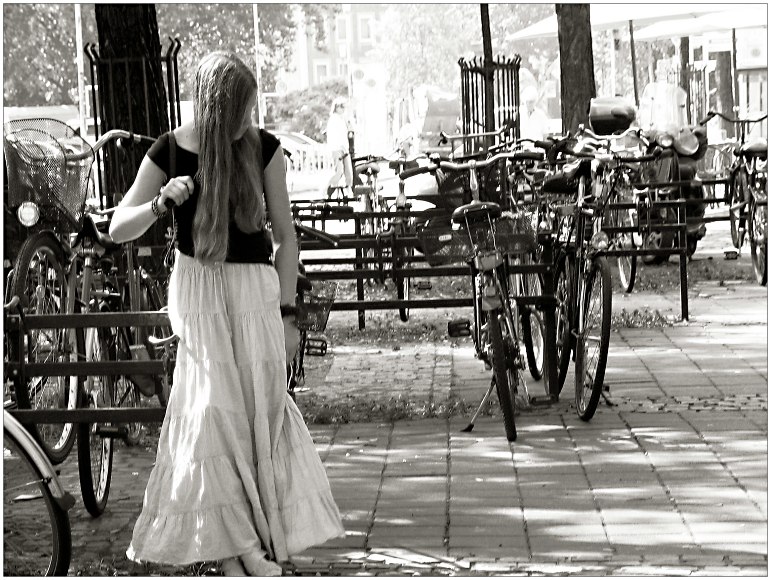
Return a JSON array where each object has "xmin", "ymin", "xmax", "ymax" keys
[
  {"xmin": 489, "ymin": 311, "xmax": 517, "ymax": 442},
  {"xmin": 77, "ymin": 327, "xmax": 114, "ymax": 517},
  {"xmin": 613, "ymin": 206, "xmax": 637, "ymax": 293},
  {"xmin": 9, "ymin": 232, "xmax": 78, "ymax": 464},
  {"xmin": 3, "ymin": 430, "xmax": 72, "ymax": 576},
  {"xmin": 574, "ymin": 257, "xmax": 612, "ymax": 421}
]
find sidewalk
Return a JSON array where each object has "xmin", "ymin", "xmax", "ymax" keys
[{"xmin": 56, "ymin": 273, "xmax": 767, "ymax": 576}]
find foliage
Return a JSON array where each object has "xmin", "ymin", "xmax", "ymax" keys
[
  {"xmin": 267, "ymin": 79, "xmax": 347, "ymax": 142},
  {"xmin": 3, "ymin": 4, "xmax": 338, "ymax": 107},
  {"xmin": 3, "ymin": 4, "xmax": 97, "ymax": 106}
]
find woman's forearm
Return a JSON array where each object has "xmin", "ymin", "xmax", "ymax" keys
[
  {"xmin": 273, "ymin": 234, "xmax": 298, "ymax": 306},
  {"xmin": 109, "ymin": 199, "xmax": 165, "ymax": 244}
]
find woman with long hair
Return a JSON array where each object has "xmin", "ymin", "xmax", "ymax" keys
[{"xmin": 110, "ymin": 52, "xmax": 344, "ymax": 576}]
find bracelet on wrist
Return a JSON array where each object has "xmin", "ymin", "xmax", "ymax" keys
[
  {"xmin": 150, "ymin": 194, "xmax": 166, "ymax": 219},
  {"xmin": 280, "ymin": 304, "xmax": 298, "ymax": 318}
]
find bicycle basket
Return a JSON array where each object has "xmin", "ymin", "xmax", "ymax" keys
[
  {"xmin": 297, "ymin": 280, "xmax": 337, "ymax": 332},
  {"xmin": 437, "ymin": 157, "xmax": 506, "ymax": 208},
  {"xmin": 418, "ymin": 211, "xmax": 537, "ymax": 267},
  {"xmin": 3, "ymin": 118, "xmax": 95, "ymax": 232}
]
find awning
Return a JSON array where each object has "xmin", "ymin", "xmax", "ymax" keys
[
  {"xmin": 634, "ymin": 6, "xmax": 768, "ymax": 41},
  {"xmin": 507, "ymin": 4, "xmax": 736, "ymax": 41}
]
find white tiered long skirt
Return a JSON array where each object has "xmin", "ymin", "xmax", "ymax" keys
[{"xmin": 127, "ymin": 252, "xmax": 344, "ymax": 566}]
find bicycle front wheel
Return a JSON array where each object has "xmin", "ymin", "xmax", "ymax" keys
[
  {"xmin": 3, "ymin": 430, "xmax": 72, "ymax": 576},
  {"xmin": 489, "ymin": 311, "xmax": 517, "ymax": 442},
  {"xmin": 574, "ymin": 257, "xmax": 612, "ymax": 421},
  {"xmin": 749, "ymin": 195, "xmax": 767, "ymax": 286},
  {"xmin": 554, "ymin": 253, "xmax": 575, "ymax": 394},
  {"xmin": 729, "ymin": 168, "xmax": 748, "ymax": 249},
  {"xmin": 77, "ymin": 327, "xmax": 114, "ymax": 517},
  {"xmin": 9, "ymin": 232, "xmax": 78, "ymax": 464},
  {"xmin": 613, "ymin": 206, "xmax": 637, "ymax": 293},
  {"xmin": 520, "ymin": 268, "xmax": 544, "ymax": 381}
]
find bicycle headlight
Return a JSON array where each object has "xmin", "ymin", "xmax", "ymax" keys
[
  {"xmin": 16, "ymin": 202, "xmax": 40, "ymax": 227},
  {"xmin": 658, "ymin": 133, "xmax": 674, "ymax": 148},
  {"xmin": 590, "ymin": 231, "xmax": 609, "ymax": 251}
]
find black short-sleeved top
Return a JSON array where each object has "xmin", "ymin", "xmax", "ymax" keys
[{"xmin": 146, "ymin": 128, "xmax": 281, "ymax": 263}]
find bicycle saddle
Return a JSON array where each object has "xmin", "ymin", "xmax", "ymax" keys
[
  {"xmin": 541, "ymin": 159, "xmax": 592, "ymax": 195},
  {"xmin": 73, "ymin": 213, "xmax": 121, "ymax": 252},
  {"xmin": 356, "ymin": 161, "xmax": 380, "ymax": 174},
  {"xmin": 451, "ymin": 200, "xmax": 501, "ymax": 225},
  {"xmin": 737, "ymin": 139, "xmax": 768, "ymax": 160},
  {"xmin": 389, "ymin": 158, "xmax": 419, "ymax": 172}
]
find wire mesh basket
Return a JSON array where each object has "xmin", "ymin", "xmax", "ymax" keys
[
  {"xmin": 418, "ymin": 211, "xmax": 537, "ymax": 266},
  {"xmin": 297, "ymin": 280, "xmax": 337, "ymax": 332},
  {"xmin": 3, "ymin": 118, "xmax": 95, "ymax": 232}
]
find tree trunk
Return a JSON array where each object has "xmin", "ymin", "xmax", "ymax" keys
[
  {"xmin": 678, "ymin": 37, "xmax": 691, "ymax": 124},
  {"xmin": 480, "ymin": 4, "xmax": 495, "ymax": 146},
  {"xmin": 95, "ymin": 4, "xmax": 170, "ymax": 272},
  {"xmin": 714, "ymin": 51, "xmax": 736, "ymax": 139},
  {"xmin": 556, "ymin": 4, "xmax": 596, "ymax": 134}
]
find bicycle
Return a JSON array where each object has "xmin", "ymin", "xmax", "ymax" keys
[
  {"xmin": 288, "ymin": 203, "xmax": 341, "ymax": 400},
  {"xmin": 700, "ymin": 111, "xmax": 768, "ymax": 285},
  {"xmin": 546, "ymin": 143, "xmax": 662, "ymax": 419},
  {"xmin": 4, "ymin": 296, "xmax": 75, "ymax": 576},
  {"xmin": 414, "ymin": 152, "xmax": 543, "ymax": 442},
  {"xmin": 4, "ymin": 120, "xmax": 168, "ymax": 516},
  {"xmin": 3, "ymin": 119, "xmax": 158, "ymax": 464}
]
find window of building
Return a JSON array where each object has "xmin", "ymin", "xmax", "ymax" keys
[
  {"xmin": 338, "ymin": 63, "xmax": 348, "ymax": 78},
  {"xmin": 358, "ymin": 16, "xmax": 372, "ymax": 42},
  {"xmin": 315, "ymin": 62, "xmax": 329, "ymax": 84},
  {"xmin": 336, "ymin": 16, "xmax": 347, "ymax": 41}
]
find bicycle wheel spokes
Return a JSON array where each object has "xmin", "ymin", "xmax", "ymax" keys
[
  {"xmin": 3, "ymin": 433, "xmax": 71, "ymax": 576},
  {"xmin": 729, "ymin": 169, "xmax": 748, "ymax": 249},
  {"xmin": 574, "ymin": 258, "xmax": 612, "ymax": 421},
  {"xmin": 77, "ymin": 328, "xmax": 114, "ymax": 517}
]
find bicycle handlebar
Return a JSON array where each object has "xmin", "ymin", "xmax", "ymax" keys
[
  {"xmin": 576, "ymin": 124, "xmax": 645, "ymax": 143},
  {"xmin": 699, "ymin": 110, "xmax": 769, "ymax": 126},
  {"xmin": 295, "ymin": 222, "xmax": 340, "ymax": 248},
  {"xmin": 4, "ymin": 296, "xmax": 20, "ymax": 313}
]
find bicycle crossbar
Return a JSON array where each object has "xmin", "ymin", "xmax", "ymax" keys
[{"xmin": 9, "ymin": 407, "xmax": 166, "ymax": 424}]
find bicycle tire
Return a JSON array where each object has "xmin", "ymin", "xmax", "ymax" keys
[
  {"xmin": 554, "ymin": 253, "xmax": 575, "ymax": 394},
  {"xmin": 77, "ymin": 327, "xmax": 114, "ymax": 517},
  {"xmin": 489, "ymin": 311, "xmax": 517, "ymax": 442},
  {"xmin": 3, "ymin": 430, "xmax": 71, "ymax": 576},
  {"xmin": 139, "ymin": 275, "xmax": 173, "ymax": 407},
  {"xmin": 749, "ymin": 196, "xmax": 768, "ymax": 286},
  {"xmin": 613, "ymin": 205, "xmax": 637, "ymax": 293},
  {"xmin": 574, "ymin": 256, "xmax": 612, "ymax": 421},
  {"xmin": 729, "ymin": 168, "xmax": 748, "ymax": 249},
  {"xmin": 393, "ymin": 225, "xmax": 411, "ymax": 322},
  {"xmin": 9, "ymin": 232, "xmax": 78, "ymax": 465},
  {"xmin": 111, "ymin": 325, "xmax": 143, "ymax": 446},
  {"xmin": 519, "ymin": 268, "xmax": 544, "ymax": 381}
]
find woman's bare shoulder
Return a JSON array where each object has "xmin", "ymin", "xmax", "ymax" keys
[{"xmin": 173, "ymin": 122, "xmax": 199, "ymax": 153}]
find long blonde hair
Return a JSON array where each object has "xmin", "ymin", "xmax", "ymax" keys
[{"xmin": 192, "ymin": 51, "xmax": 265, "ymax": 263}]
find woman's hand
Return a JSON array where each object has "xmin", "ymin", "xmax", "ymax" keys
[
  {"xmin": 283, "ymin": 317, "xmax": 300, "ymax": 366},
  {"xmin": 159, "ymin": 176, "xmax": 195, "ymax": 209}
]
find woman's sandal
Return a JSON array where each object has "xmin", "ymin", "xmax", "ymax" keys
[
  {"xmin": 240, "ymin": 551, "xmax": 282, "ymax": 576},
  {"xmin": 220, "ymin": 557, "xmax": 247, "ymax": 576}
]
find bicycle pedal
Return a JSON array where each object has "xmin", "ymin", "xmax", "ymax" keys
[
  {"xmin": 529, "ymin": 394, "xmax": 559, "ymax": 406},
  {"xmin": 723, "ymin": 248, "xmax": 739, "ymax": 260},
  {"xmin": 95, "ymin": 425, "xmax": 127, "ymax": 439},
  {"xmin": 305, "ymin": 338, "xmax": 328, "ymax": 356},
  {"xmin": 603, "ymin": 384, "xmax": 610, "ymax": 392},
  {"xmin": 416, "ymin": 280, "xmax": 432, "ymax": 290},
  {"xmin": 448, "ymin": 318, "xmax": 472, "ymax": 338}
]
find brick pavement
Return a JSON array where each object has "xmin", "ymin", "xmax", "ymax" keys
[{"xmin": 53, "ymin": 275, "xmax": 767, "ymax": 576}]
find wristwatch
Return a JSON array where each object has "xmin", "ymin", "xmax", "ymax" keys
[{"xmin": 280, "ymin": 304, "xmax": 298, "ymax": 318}]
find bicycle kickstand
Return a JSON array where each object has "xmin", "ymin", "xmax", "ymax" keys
[{"xmin": 460, "ymin": 378, "xmax": 497, "ymax": 433}]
